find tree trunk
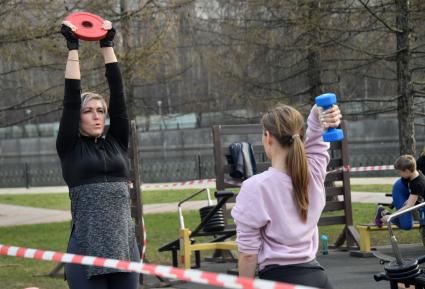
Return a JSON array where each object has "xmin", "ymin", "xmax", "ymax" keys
[
  {"xmin": 307, "ymin": 1, "xmax": 323, "ymax": 104},
  {"xmin": 120, "ymin": 0, "xmax": 136, "ymax": 120},
  {"xmin": 395, "ymin": 0, "xmax": 415, "ymax": 155}
]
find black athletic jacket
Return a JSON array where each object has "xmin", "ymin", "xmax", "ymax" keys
[{"xmin": 56, "ymin": 63, "xmax": 130, "ymax": 188}]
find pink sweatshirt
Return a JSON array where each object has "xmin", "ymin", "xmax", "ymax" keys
[{"xmin": 231, "ymin": 109, "xmax": 330, "ymax": 270}]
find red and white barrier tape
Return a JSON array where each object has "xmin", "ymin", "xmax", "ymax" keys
[
  {"xmin": 0, "ymin": 244, "xmax": 316, "ymax": 289},
  {"xmin": 342, "ymin": 164, "xmax": 394, "ymax": 172},
  {"xmin": 140, "ymin": 165, "xmax": 395, "ymax": 190},
  {"xmin": 142, "ymin": 179, "xmax": 215, "ymax": 190}
]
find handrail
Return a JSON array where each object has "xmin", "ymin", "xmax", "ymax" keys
[
  {"xmin": 178, "ymin": 188, "xmax": 209, "ymax": 207},
  {"xmin": 177, "ymin": 188, "xmax": 211, "ymax": 229}
]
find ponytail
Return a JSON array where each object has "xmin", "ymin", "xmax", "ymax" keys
[
  {"xmin": 287, "ymin": 136, "xmax": 309, "ymax": 222},
  {"xmin": 262, "ymin": 104, "xmax": 309, "ymax": 222}
]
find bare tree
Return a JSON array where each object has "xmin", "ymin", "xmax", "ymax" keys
[
  {"xmin": 395, "ymin": 0, "xmax": 415, "ymax": 155},
  {"xmin": 1, "ymin": 0, "xmax": 425, "ymax": 146},
  {"xmin": 354, "ymin": 0, "xmax": 425, "ymax": 155},
  {"xmin": 0, "ymin": 0, "xmax": 196, "ymax": 128}
]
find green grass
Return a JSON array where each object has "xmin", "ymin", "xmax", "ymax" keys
[
  {"xmin": 0, "ymin": 185, "xmax": 392, "ymax": 211},
  {"xmin": 319, "ymin": 203, "xmax": 421, "ymax": 246},
  {"xmin": 0, "ymin": 188, "xmax": 228, "ymax": 211},
  {"xmin": 0, "ymin": 211, "xmax": 203, "ymax": 289},
  {"xmin": 0, "ymin": 222, "xmax": 70, "ymax": 289},
  {"xmin": 0, "ymin": 193, "xmax": 71, "ymax": 211}
]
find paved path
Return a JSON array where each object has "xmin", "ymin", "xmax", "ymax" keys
[
  {"xmin": 0, "ymin": 204, "xmax": 71, "ymax": 227},
  {"xmin": 0, "ymin": 200, "xmax": 214, "ymax": 227},
  {"xmin": 349, "ymin": 192, "xmax": 392, "ymax": 204}
]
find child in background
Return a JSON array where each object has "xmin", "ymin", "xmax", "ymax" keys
[{"xmin": 375, "ymin": 155, "xmax": 425, "ymax": 245}]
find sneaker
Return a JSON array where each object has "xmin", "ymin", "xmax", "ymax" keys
[{"xmin": 374, "ymin": 205, "xmax": 388, "ymax": 227}]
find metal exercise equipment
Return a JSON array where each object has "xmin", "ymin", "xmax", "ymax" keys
[
  {"xmin": 159, "ymin": 189, "xmax": 237, "ymax": 269},
  {"xmin": 374, "ymin": 202, "xmax": 425, "ymax": 289}
]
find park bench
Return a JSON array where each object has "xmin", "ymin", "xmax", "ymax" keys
[
  {"xmin": 357, "ymin": 223, "xmax": 421, "ymax": 253},
  {"xmin": 212, "ymin": 120, "xmax": 360, "ymax": 249}
]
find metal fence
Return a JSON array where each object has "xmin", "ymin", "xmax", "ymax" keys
[
  {"xmin": 141, "ymin": 155, "xmax": 216, "ymax": 183},
  {"xmin": 0, "ymin": 155, "xmax": 217, "ymax": 188},
  {"xmin": 347, "ymin": 143, "xmax": 401, "ymax": 177},
  {"xmin": 0, "ymin": 146, "xmax": 402, "ymax": 188}
]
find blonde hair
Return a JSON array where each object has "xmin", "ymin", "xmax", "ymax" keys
[
  {"xmin": 79, "ymin": 92, "xmax": 108, "ymax": 137},
  {"xmin": 81, "ymin": 92, "xmax": 108, "ymax": 113},
  {"xmin": 394, "ymin": 155, "xmax": 416, "ymax": 172},
  {"xmin": 261, "ymin": 105, "xmax": 309, "ymax": 222}
]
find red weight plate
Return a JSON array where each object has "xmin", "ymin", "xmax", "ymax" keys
[{"xmin": 65, "ymin": 12, "xmax": 107, "ymax": 41}]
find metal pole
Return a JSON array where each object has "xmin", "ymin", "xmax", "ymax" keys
[
  {"xmin": 197, "ymin": 154, "xmax": 202, "ymax": 180},
  {"xmin": 386, "ymin": 202, "xmax": 425, "ymax": 264},
  {"xmin": 24, "ymin": 163, "xmax": 30, "ymax": 188}
]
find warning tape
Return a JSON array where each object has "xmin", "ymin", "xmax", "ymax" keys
[
  {"xmin": 140, "ymin": 165, "xmax": 395, "ymax": 190},
  {"xmin": 0, "ymin": 244, "xmax": 316, "ymax": 289},
  {"xmin": 342, "ymin": 164, "xmax": 394, "ymax": 172},
  {"xmin": 142, "ymin": 179, "xmax": 215, "ymax": 190}
]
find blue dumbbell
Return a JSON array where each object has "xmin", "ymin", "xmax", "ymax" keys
[{"xmin": 315, "ymin": 93, "xmax": 344, "ymax": 142}]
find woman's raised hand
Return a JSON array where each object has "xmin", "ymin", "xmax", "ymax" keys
[
  {"xmin": 318, "ymin": 105, "xmax": 342, "ymax": 130},
  {"xmin": 61, "ymin": 21, "xmax": 79, "ymax": 50},
  {"xmin": 100, "ymin": 20, "xmax": 116, "ymax": 48}
]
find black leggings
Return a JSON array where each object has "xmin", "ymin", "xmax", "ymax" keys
[
  {"xmin": 65, "ymin": 234, "xmax": 140, "ymax": 289},
  {"xmin": 259, "ymin": 264, "xmax": 334, "ymax": 289}
]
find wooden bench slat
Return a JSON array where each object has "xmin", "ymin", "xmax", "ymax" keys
[
  {"xmin": 318, "ymin": 216, "xmax": 346, "ymax": 226},
  {"xmin": 358, "ymin": 223, "xmax": 421, "ymax": 231},
  {"xmin": 325, "ymin": 186, "xmax": 344, "ymax": 197},
  {"xmin": 323, "ymin": 201, "xmax": 346, "ymax": 211},
  {"xmin": 325, "ymin": 171, "xmax": 344, "ymax": 182}
]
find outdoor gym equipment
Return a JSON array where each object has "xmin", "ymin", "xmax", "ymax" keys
[
  {"xmin": 374, "ymin": 202, "xmax": 425, "ymax": 289},
  {"xmin": 159, "ymin": 188, "xmax": 237, "ymax": 269},
  {"xmin": 315, "ymin": 93, "xmax": 344, "ymax": 142},
  {"xmin": 65, "ymin": 12, "xmax": 107, "ymax": 41}
]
